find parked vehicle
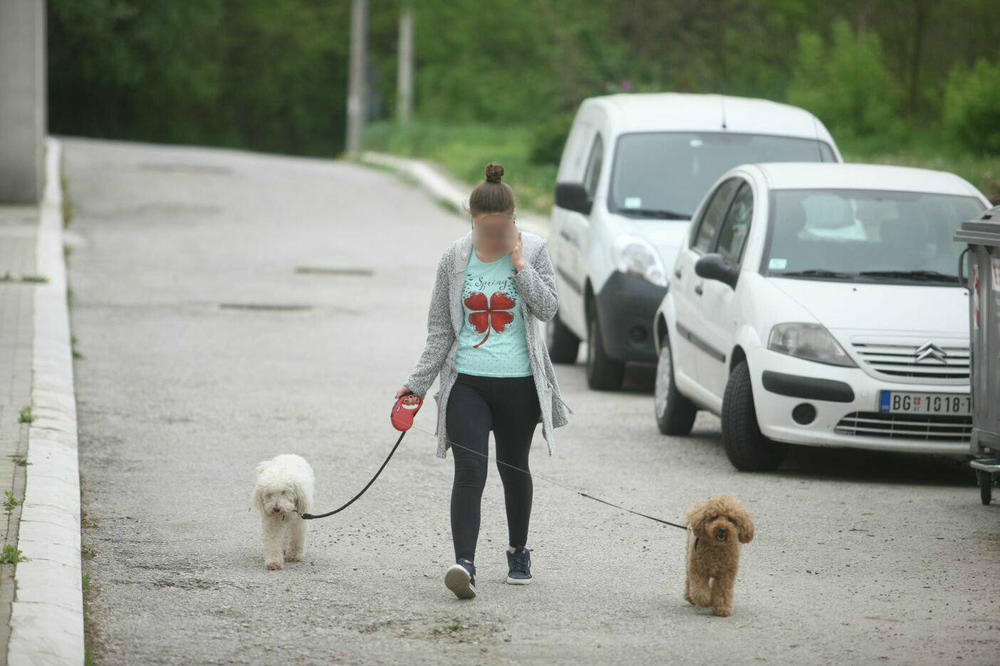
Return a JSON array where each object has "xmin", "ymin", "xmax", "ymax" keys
[
  {"xmin": 652, "ymin": 162, "xmax": 991, "ymax": 471},
  {"xmin": 547, "ymin": 92, "xmax": 842, "ymax": 390}
]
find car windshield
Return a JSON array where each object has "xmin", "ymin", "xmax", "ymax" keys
[
  {"xmin": 762, "ymin": 188, "xmax": 986, "ymax": 284},
  {"xmin": 608, "ymin": 132, "xmax": 836, "ymax": 219}
]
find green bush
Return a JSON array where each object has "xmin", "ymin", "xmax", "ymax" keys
[
  {"xmin": 529, "ymin": 112, "xmax": 576, "ymax": 166},
  {"xmin": 787, "ymin": 19, "xmax": 905, "ymax": 140},
  {"xmin": 944, "ymin": 59, "xmax": 1000, "ymax": 155}
]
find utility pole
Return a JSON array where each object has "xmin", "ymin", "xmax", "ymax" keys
[
  {"xmin": 345, "ymin": 0, "xmax": 368, "ymax": 156},
  {"xmin": 0, "ymin": 0, "xmax": 46, "ymax": 203},
  {"xmin": 396, "ymin": 1, "xmax": 414, "ymax": 125}
]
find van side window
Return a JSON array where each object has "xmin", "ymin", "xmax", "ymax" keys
[
  {"xmin": 583, "ymin": 134, "xmax": 603, "ymax": 199},
  {"xmin": 715, "ymin": 182, "xmax": 753, "ymax": 266},
  {"xmin": 691, "ymin": 178, "xmax": 740, "ymax": 253}
]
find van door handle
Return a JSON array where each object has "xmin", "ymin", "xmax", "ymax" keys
[
  {"xmin": 694, "ymin": 283, "xmax": 703, "ymax": 296},
  {"xmin": 560, "ymin": 229, "xmax": 573, "ymax": 241},
  {"xmin": 674, "ymin": 268, "xmax": 682, "ymax": 279}
]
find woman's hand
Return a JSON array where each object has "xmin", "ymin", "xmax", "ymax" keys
[
  {"xmin": 395, "ymin": 385, "xmax": 412, "ymax": 399},
  {"xmin": 510, "ymin": 231, "xmax": 525, "ymax": 272}
]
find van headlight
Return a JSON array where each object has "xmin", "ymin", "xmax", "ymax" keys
[
  {"xmin": 767, "ymin": 323, "xmax": 856, "ymax": 367},
  {"xmin": 612, "ymin": 235, "xmax": 666, "ymax": 286}
]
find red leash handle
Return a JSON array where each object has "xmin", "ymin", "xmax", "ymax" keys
[{"xmin": 391, "ymin": 390, "xmax": 422, "ymax": 432}]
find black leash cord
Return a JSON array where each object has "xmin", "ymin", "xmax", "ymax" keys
[
  {"xmin": 410, "ymin": 424, "xmax": 690, "ymax": 532},
  {"xmin": 299, "ymin": 430, "xmax": 407, "ymax": 520},
  {"xmin": 300, "ymin": 422, "xmax": 690, "ymax": 532}
]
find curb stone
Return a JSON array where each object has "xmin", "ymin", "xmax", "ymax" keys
[{"xmin": 7, "ymin": 137, "xmax": 85, "ymax": 665}]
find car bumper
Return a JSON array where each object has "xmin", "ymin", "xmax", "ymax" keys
[
  {"xmin": 748, "ymin": 348, "xmax": 971, "ymax": 456},
  {"xmin": 594, "ymin": 270, "xmax": 667, "ymax": 363}
]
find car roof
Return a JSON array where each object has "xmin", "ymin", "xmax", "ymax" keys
[
  {"xmin": 584, "ymin": 93, "xmax": 827, "ymax": 141},
  {"xmin": 750, "ymin": 162, "xmax": 988, "ymax": 200}
]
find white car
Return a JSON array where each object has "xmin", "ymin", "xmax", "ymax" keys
[
  {"xmin": 652, "ymin": 162, "xmax": 991, "ymax": 471},
  {"xmin": 546, "ymin": 93, "xmax": 842, "ymax": 390}
]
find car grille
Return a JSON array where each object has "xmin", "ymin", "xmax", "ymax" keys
[
  {"xmin": 835, "ymin": 411, "xmax": 972, "ymax": 442},
  {"xmin": 850, "ymin": 340, "xmax": 969, "ymax": 382}
]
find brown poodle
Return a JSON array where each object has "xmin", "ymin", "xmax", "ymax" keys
[{"xmin": 683, "ymin": 494, "xmax": 754, "ymax": 617}]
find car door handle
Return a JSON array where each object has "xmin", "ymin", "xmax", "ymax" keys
[
  {"xmin": 694, "ymin": 283, "xmax": 703, "ymax": 296},
  {"xmin": 674, "ymin": 268, "xmax": 682, "ymax": 279},
  {"xmin": 560, "ymin": 229, "xmax": 573, "ymax": 241}
]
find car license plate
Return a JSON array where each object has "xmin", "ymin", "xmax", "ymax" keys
[{"xmin": 879, "ymin": 391, "xmax": 970, "ymax": 415}]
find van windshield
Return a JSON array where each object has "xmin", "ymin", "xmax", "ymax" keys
[
  {"xmin": 609, "ymin": 132, "xmax": 836, "ymax": 219},
  {"xmin": 762, "ymin": 188, "xmax": 986, "ymax": 284}
]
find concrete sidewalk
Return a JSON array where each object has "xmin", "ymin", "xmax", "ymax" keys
[
  {"xmin": 359, "ymin": 151, "xmax": 550, "ymax": 237},
  {"xmin": 0, "ymin": 138, "xmax": 84, "ymax": 665}
]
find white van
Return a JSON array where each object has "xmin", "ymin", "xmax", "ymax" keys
[{"xmin": 546, "ymin": 93, "xmax": 842, "ymax": 390}]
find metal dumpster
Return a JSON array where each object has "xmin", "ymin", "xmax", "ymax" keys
[{"xmin": 955, "ymin": 204, "xmax": 1000, "ymax": 504}]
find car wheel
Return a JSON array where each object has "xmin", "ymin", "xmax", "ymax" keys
[
  {"xmin": 721, "ymin": 361, "xmax": 788, "ymax": 471},
  {"xmin": 978, "ymin": 470, "xmax": 993, "ymax": 505},
  {"xmin": 586, "ymin": 310, "xmax": 624, "ymax": 390},
  {"xmin": 654, "ymin": 334, "xmax": 697, "ymax": 435},
  {"xmin": 547, "ymin": 312, "xmax": 580, "ymax": 364}
]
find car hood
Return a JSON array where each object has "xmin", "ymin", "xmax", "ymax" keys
[
  {"xmin": 767, "ymin": 278, "xmax": 970, "ymax": 336},
  {"xmin": 627, "ymin": 218, "xmax": 692, "ymax": 266}
]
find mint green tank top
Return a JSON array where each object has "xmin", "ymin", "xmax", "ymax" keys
[{"xmin": 454, "ymin": 249, "xmax": 533, "ymax": 377}]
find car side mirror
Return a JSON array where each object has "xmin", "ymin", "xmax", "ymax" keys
[
  {"xmin": 554, "ymin": 182, "xmax": 592, "ymax": 215},
  {"xmin": 694, "ymin": 253, "xmax": 739, "ymax": 289}
]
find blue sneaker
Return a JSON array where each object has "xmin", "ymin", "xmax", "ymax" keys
[
  {"xmin": 506, "ymin": 547, "xmax": 532, "ymax": 584},
  {"xmin": 445, "ymin": 558, "xmax": 476, "ymax": 599}
]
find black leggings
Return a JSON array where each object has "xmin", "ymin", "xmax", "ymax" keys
[{"xmin": 446, "ymin": 372, "xmax": 541, "ymax": 562}]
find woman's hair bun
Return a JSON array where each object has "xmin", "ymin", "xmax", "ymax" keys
[{"xmin": 484, "ymin": 162, "xmax": 504, "ymax": 184}]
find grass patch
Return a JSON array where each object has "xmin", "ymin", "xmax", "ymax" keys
[
  {"xmin": 0, "ymin": 545, "xmax": 27, "ymax": 565},
  {"xmin": 81, "ymin": 541, "xmax": 96, "ymax": 560},
  {"xmin": 82, "ymin": 571, "xmax": 101, "ymax": 665},
  {"xmin": 838, "ymin": 128, "xmax": 999, "ymax": 203},
  {"xmin": 17, "ymin": 406, "xmax": 33, "ymax": 424},
  {"xmin": 363, "ymin": 119, "xmax": 558, "ymax": 215},
  {"xmin": 0, "ymin": 273, "xmax": 48, "ymax": 283},
  {"xmin": 3, "ymin": 490, "xmax": 22, "ymax": 513},
  {"xmin": 433, "ymin": 618, "xmax": 466, "ymax": 635},
  {"xmin": 61, "ymin": 173, "xmax": 73, "ymax": 227},
  {"xmin": 71, "ymin": 334, "xmax": 84, "ymax": 360},
  {"xmin": 10, "ymin": 455, "xmax": 29, "ymax": 467}
]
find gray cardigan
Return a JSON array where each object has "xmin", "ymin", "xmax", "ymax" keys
[{"xmin": 405, "ymin": 229, "xmax": 573, "ymax": 458}]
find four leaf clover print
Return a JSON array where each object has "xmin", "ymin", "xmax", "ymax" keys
[{"xmin": 465, "ymin": 290, "xmax": 516, "ymax": 347}]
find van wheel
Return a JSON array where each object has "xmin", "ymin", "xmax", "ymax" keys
[
  {"xmin": 586, "ymin": 311, "xmax": 624, "ymax": 390},
  {"xmin": 978, "ymin": 471, "xmax": 993, "ymax": 505},
  {"xmin": 721, "ymin": 361, "xmax": 787, "ymax": 471},
  {"xmin": 547, "ymin": 312, "xmax": 580, "ymax": 364},
  {"xmin": 654, "ymin": 334, "xmax": 697, "ymax": 435}
]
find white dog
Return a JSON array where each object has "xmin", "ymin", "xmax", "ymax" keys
[{"xmin": 253, "ymin": 454, "xmax": 314, "ymax": 570}]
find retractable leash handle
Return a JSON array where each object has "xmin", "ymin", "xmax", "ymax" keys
[
  {"xmin": 390, "ymin": 390, "xmax": 423, "ymax": 431},
  {"xmin": 299, "ymin": 390, "xmax": 422, "ymax": 520}
]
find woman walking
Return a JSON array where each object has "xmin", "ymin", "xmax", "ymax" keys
[{"xmin": 396, "ymin": 162, "xmax": 571, "ymax": 599}]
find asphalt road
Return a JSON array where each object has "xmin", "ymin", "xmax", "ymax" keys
[{"xmin": 64, "ymin": 137, "xmax": 999, "ymax": 664}]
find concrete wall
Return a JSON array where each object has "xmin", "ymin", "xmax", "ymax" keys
[{"xmin": 0, "ymin": 0, "xmax": 47, "ymax": 204}]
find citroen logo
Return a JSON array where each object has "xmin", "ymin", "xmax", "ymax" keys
[{"xmin": 914, "ymin": 341, "xmax": 948, "ymax": 364}]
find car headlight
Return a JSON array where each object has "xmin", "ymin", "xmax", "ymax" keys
[
  {"xmin": 767, "ymin": 323, "xmax": 856, "ymax": 367},
  {"xmin": 612, "ymin": 235, "xmax": 666, "ymax": 286}
]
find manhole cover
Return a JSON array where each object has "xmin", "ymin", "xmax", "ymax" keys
[
  {"xmin": 294, "ymin": 266, "xmax": 374, "ymax": 277},
  {"xmin": 219, "ymin": 303, "xmax": 313, "ymax": 312},
  {"xmin": 138, "ymin": 162, "xmax": 233, "ymax": 175}
]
